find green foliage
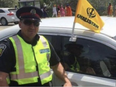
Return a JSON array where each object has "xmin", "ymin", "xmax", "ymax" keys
[{"xmin": 0, "ymin": 0, "xmax": 18, "ymax": 8}]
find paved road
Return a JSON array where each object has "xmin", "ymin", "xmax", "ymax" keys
[{"xmin": 0, "ymin": 23, "xmax": 15, "ymax": 30}]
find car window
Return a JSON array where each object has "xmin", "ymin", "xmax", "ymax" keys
[
  {"xmin": 43, "ymin": 35, "xmax": 63, "ymax": 58},
  {"xmin": 0, "ymin": 9, "xmax": 5, "ymax": 13},
  {"xmin": 44, "ymin": 34, "xmax": 116, "ymax": 79}
]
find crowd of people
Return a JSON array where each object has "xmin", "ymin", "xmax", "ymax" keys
[
  {"xmin": 52, "ymin": 4, "xmax": 72, "ymax": 17},
  {"xmin": 41, "ymin": 3, "xmax": 72, "ymax": 18},
  {"xmin": 41, "ymin": 2, "xmax": 116, "ymax": 18}
]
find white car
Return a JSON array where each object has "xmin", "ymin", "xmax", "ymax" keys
[
  {"xmin": 0, "ymin": 16, "xmax": 116, "ymax": 87},
  {"xmin": 0, "ymin": 8, "xmax": 19, "ymax": 25}
]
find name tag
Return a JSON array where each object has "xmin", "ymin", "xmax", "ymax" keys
[{"xmin": 40, "ymin": 49, "xmax": 49, "ymax": 53}]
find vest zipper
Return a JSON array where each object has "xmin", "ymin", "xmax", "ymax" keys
[{"xmin": 31, "ymin": 46, "xmax": 39, "ymax": 71}]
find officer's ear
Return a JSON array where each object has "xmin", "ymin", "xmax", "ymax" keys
[{"xmin": 19, "ymin": 20, "xmax": 23, "ymax": 28}]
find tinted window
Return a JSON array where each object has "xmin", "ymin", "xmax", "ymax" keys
[
  {"xmin": 0, "ymin": 9, "xmax": 5, "ymax": 13},
  {"xmin": 44, "ymin": 35, "xmax": 116, "ymax": 79},
  {"xmin": 44, "ymin": 35, "xmax": 63, "ymax": 58},
  {"xmin": 63, "ymin": 37, "xmax": 116, "ymax": 78}
]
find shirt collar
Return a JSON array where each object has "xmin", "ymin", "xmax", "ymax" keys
[{"xmin": 17, "ymin": 30, "xmax": 39, "ymax": 46}]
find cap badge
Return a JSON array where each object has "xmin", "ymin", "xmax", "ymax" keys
[{"xmin": 30, "ymin": 9, "xmax": 36, "ymax": 14}]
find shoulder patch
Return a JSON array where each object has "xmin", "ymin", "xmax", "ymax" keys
[{"xmin": 0, "ymin": 44, "xmax": 6, "ymax": 57}]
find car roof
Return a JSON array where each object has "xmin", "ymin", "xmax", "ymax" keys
[
  {"xmin": 0, "ymin": 8, "xmax": 15, "ymax": 10},
  {"xmin": 40, "ymin": 16, "xmax": 116, "ymax": 38},
  {"xmin": 0, "ymin": 8, "xmax": 13, "ymax": 9},
  {"xmin": 0, "ymin": 16, "xmax": 116, "ymax": 41}
]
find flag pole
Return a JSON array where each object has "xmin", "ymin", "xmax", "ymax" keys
[
  {"xmin": 69, "ymin": 1, "xmax": 79, "ymax": 42},
  {"xmin": 69, "ymin": 19, "xmax": 76, "ymax": 42}
]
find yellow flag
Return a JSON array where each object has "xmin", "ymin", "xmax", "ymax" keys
[{"xmin": 74, "ymin": 0, "xmax": 104, "ymax": 33}]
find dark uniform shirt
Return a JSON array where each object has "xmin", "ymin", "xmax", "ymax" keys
[{"xmin": 0, "ymin": 31, "xmax": 60, "ymax": 86}]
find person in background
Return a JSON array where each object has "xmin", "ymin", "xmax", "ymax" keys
[
  {"xmin": 60, "ymin": 5, "xmax": 65, "ymax": 17},
  {"xmin": 57, "ymin": 5, "xmax": 61, "ymax": 17},
  {"xmin": 107, "ymin": 3, "xmax": 113, "ymax": 16},
  {"xmin": 52, "ymin": 4, "xmax": 57, "ymax": 17},
  {"xmin": 0, "ymin": 6, "xmax": 72, "ymax": 87},
  {"xmin": 15, "ymin": 5, "xmax": 18, "ymax": 10},
  {"xmin": 65, "ymin": 4, "xmax": 72, "ymax": 16},
  {"xmin": 43, "ymin": 6, "xmax": 48, "ymax": 18}
]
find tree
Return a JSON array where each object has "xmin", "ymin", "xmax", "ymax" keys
[{"xmin": 0, "ymin": 0, "xmax": 18, "ymax": 8}]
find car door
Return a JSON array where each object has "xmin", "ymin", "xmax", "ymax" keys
[{"xmin": 43, "ymin": 34, "xmax": 116, "ymax": 87}]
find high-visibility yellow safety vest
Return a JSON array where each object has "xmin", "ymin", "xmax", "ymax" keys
[
  {"xmin": 70, "ymin": 57, "xmax": 80, "ymax": 72},
  {"xmin": 8, "ymin": 35, "xmax": 52, "ymax": 85}
]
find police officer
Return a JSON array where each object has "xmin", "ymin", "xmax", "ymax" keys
[
  {"xmin": 63, "ymin": 43, "xmax": 82, "ymax": 72},
  {"xmin": 0, "ymin": 6, "xmax": 72, "ymax": 87},
  {"xmin": 63, "ymin": 43, "xmax": 96, "ymax": 75}
]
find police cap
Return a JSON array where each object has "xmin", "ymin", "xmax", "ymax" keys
[{"xmin": 16, "ymin": 6, "xmax": 42, "ymax": 21}]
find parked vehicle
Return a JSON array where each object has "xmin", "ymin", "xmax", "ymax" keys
[
  {"xmin": 0, "ymin": 8, "xmax": 19, "ymax": 25},
  {"xmin": 0, "ymin": 16, "xmax": 116, "ymax": 87}
]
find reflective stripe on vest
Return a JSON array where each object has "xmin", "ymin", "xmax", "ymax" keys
[
  {"xmin": 40, "ymin": 36, "xmax": 50, "ymax": 61},
  {"xmin": 10, "ymin": 35, "xmax": 51, "ymax": 80}
]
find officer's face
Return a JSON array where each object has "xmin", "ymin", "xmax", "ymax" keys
[{"xmin": 19, "ymin": 19, "xmax": 40, "ymax": 40}]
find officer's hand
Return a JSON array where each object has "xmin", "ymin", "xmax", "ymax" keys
[{"xmin": 63, "ymin": 82, "xmax": 72, "ymax": 87}]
